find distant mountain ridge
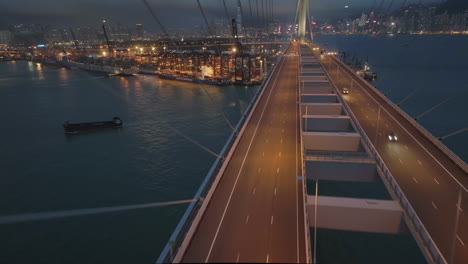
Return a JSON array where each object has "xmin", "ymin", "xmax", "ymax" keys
[{"xmin": 437, "ymin": 0, "xmax": 468, "ymax": 14}]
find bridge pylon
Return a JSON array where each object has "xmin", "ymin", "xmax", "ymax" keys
[{"xmin": 298, "ymin": 0, "xmax": 309, "ymax": 43}]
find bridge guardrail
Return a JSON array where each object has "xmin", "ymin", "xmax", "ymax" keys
[
  {"xmin": 298, "ymin": 48, "xmax": 313, "ymax": 264},
  {"xmin": 156, "ymin": 54, "xmax": 283, "ymax": 264},
  {"xmin": 319, "ymin": 51, "xmax": 447, "ymax": 264}
]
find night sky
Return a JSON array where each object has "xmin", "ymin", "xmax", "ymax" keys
[{"xmin": 0, "ymin": 0, "xmax": 442, "ymax": 29}]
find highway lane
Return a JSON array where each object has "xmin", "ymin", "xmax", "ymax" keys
[
  {"xmin": 315, "ymin": 50, "xmax": 467, "ymax": 264},
  {"xmin": 182, "ymin": 43, "xmax": 307, "ymax": 263}
]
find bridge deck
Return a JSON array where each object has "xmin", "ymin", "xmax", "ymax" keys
[
  {"xmin": 181, "ymin": 43, "xmax": 307, "ymax": 263},
  {"xmin": 317, "ymin": 49, "xmax": 468, "ymax": 264}
]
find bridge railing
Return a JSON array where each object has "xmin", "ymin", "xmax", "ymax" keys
[
  {"xmin": 318, "ymin": 51, "xmax": 447, "ymax": 264},
  {"xmin": 156, "ymin": 56, "xmax": 282, "ymax": 264},
  {"xmin": 298, "ymin": 47, "xmax": 313, "ymax": 264}
]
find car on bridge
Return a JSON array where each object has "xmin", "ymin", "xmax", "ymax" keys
[
  {"xmin": 387, "ymin": 131, "xmax": 398, "ymax": 142},
  {"xmin": 342, "ymin": 87, "xmax": 349, "ymax": 94}
]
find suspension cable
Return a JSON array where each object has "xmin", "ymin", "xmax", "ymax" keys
[
  {"xmin": 0, "ymin": 199, "xmax": 199, "ymax": 224},
  {"xmin": 163, "ymin": 121, "xmax": 223, "ymax": 159}
]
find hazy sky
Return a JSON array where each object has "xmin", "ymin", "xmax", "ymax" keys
[{"xmin": 0, "ymin": 0, "xmax": 442, "ymax": 29}]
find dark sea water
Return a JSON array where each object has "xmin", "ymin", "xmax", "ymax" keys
[
  {"xmin": 314, "ymin": 34, "xmax": 468, "ymax": 162},
  {"xmin": 0, "ymin": 61, "xmax": 257, "ymax": 263}
]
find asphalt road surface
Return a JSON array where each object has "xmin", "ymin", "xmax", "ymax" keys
[
  {"xmin": 316, "ymin": 50, "xmax": 468, "ymax": 264},
  {"xmin": 182, "ymin": 43, "xmax": 307, "ymax": 263}
]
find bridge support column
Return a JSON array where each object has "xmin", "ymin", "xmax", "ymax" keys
[{"xmin": 298, "ymin": 0, "xmax": 308, "ymax": 43}]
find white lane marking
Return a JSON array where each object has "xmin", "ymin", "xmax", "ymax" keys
[
  {"xmin": 405, "ymin": 145, "xmax": 409, "ymax": 150},
  {"xmin": 413, "ymin": 177, "xmax": 418, "ymax": 184},
  {"xmin": 281, "ymin": 139, "xmax": 283, "ymax": 144},
  {"xmin": 277, "ymin": 168, "xmax": 280, "ymax": 174},
  {"xmin": 457, "ymin": 235, "xmax": 465, "ymax": 246},
  {"xmin": 399, "ymin": 158, "xmax": 403, "ymax": 164},
  {"xmin": 434, "ymin": 178, "xmax": 440, "ymax": 185},
  {"xmin": 431, "ymin": 201, "xmax": 438, "ymax": 210},
  {"xmin": 258, "ymin": 168, "xmax": 261, "ymax": 173},
  {"xmin": 271, "ymin": 215, "xmax": 274, "ymax": 225},
  {"xmin": 274, "ymin": 187, "xmax": 277, "ymax": 196},
  {"xmin": 279, "ymin": 152, "xmax": 281, "ymax": 157},
  {"xmin": 204, "ymin": 57, "xmax": 286, "ymax": 262},
  {"xmin": 263, "ymin": 152, "xmax": 265, "ymax": 157},
  {"xmin": 245, "ymin": 214, "xmax": 250, "ymax": 223},
  {"xmin": 236, "ymin": 253, "xmax": 240, "ymax": 263},
  {"xmin": 417, "ymin": 160, "xmax": 422, "ymax": 166},
  {"xmin": 252, "ymin": 188, "xmax": 256, "ymax": 195},
  {"xmin": 266, "ymin": 254, "xmax": 270, "ymax": 263}
]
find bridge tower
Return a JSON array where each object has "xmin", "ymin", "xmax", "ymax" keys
[{"xmin": 298, "ymin": 0, "xmax": 308, "ymax": 43}]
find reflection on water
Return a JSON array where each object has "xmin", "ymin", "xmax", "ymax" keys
[{"xmin": 0, "ymin": 61, "xmax": 258, "ymax": 264}]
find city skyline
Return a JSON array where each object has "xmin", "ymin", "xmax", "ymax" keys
[{"xmin": 0, "ymin": 0, "xmax": 445, "ymax": 29}]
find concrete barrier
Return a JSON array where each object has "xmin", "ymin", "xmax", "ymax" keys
[
  {"xmin": 307, "ymin": 196, "xmax": 404, "ymax": 234},
  {"xmin": 301, "ymin": 103, "xmax": 343, "ymax": 115},
  {"xmin": 305, "ymin": 160, "xmax": 378, "ymax": 182},
  {"xmin": 301, "ymin": 94, "xmax": 338, "ymax": 103},
  {"xmin": 303, "ymin": 131, "xmax": 361, "ymax": 151},
  {"xmin": 302, "ymin": 115, "xmax": 353, "ymax": 132},
  {"xmin": 302, "ymin": 83, "xmax": 332, "ymax": 94}
]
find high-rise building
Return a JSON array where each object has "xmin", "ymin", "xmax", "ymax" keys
[
  {"xmin": 236, "ymin": 0, "xmax": 243, "ymax": 35},
  {"xmin": 0, "ymin": 30, "xmax": 12, "ymax": 45},
  {"xmin": 135, "ymin": 24, "xmax": 143, "ymax": 40}
]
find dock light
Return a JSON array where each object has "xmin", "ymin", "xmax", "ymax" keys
[
  {"xmin": 140, "ymin": 47, "xmax": 143, "ymax": 53},
  {"xmin": 232, "ymin": 48, "xmax": 237, "ymax": 52},
  {"xmin": 152, "ymin": 47, "xmax": 155, "ymax": 51},
  {"xmin": 102, "ymin": 51, "xmax": 107, "ymax": 56}
]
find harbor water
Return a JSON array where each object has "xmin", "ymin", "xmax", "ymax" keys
[{"xmin": 0, "ymin": 61, "xmax": 258, "ymax": 263}]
